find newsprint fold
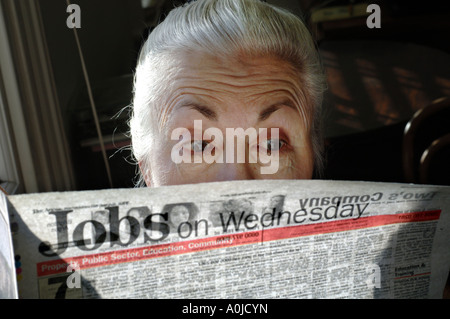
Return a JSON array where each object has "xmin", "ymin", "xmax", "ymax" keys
[{"xmin": 1, "ymin": 180, "xmax": 450, "ymax": 298}]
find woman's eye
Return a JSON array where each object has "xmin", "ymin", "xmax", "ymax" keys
[
  {"xmin": 259, "ymin": 139, "xmax": 287, "ymax": 154},
  {"xmin": 191, "ymin": 140, "xmax": 209, "ymax": 153}
]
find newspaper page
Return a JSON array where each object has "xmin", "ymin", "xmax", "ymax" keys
[
  {"xmin": 0, "ymin": 192, "xmax": 18, "ymax": 299},
  {"xmin": 6, "ymin": 180, "xmax": 450, "ymax": 299}
]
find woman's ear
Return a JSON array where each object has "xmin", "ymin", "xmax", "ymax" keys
[{"xmin": 138, "ymin": 161, "xmax": 152, "ymax": 187}]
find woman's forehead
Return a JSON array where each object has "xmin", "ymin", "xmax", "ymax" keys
[
  {"xmin": 167, "ymin": 52, "xmax": 302, "ymax": 85},
  {"xmin": 155, "ymin": 52, "xmax": 310, "ymax": 127}
]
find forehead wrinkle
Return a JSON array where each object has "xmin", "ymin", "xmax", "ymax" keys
[
  {"xmin": 158, "ymin": 90, "xmax": 224, "ymax": 130},
  {"xmin": 168, "ymin": 88, "xmax": 225, "ymax": 110},
  {"xmin": 246, "ymin": 86, "xmax": 309, "ymax": 120},
  {"xmin": 203, "ymin": 70, "xmax": 300, "ymax": 86},
  {"xmin": 189, "ymin": 77, "xmax": 305, "ymax": 102},
  {"xmin": 176, "ymin": 60, "xmax": 301, "ymax": 86},
  {"xmin": 167, "ymin": 55, "xmax": 305, "ymax": 96}
]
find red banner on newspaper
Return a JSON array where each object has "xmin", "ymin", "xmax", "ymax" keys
[{"xmin": 36, "ymin": 210, "xmax": 441, "ymax": 277}]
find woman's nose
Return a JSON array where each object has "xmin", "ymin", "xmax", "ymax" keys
[{"xmin": 214, "ymin": 162, "xmax": 255, "ymax": 182}]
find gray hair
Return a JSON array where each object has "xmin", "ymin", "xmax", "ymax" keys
[{"xmin": 130, "ymin": 0, "xmax": 326, "ymax": 184}]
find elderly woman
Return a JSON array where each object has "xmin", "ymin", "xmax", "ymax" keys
[{"xmin": 130, "ymin": 0, "xmax": 326, "ymax": 187}]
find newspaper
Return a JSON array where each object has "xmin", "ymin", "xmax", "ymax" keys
[
  {"xmin": 0, "ymin": 190, "xmax": 18, "ymax": 298},
  {"xmin": 2, "ymin": 179, "xmax": 450, "ymax": 299}
]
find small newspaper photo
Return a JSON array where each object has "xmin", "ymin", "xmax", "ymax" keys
[{"xmin": 1, "ymin": 179, "xmax": 450, "ymax": 299}]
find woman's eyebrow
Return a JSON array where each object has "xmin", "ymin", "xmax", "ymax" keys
[
  {"xmin": 179, "ymin": 103, "xmax": 218, "ymax": 121},
  {"xmin": 258, "ymin": 100, "xmax": 297, "ymax": 122},
  {"xmin": 178, "ymin": 100, "xmax": 297, "ymax": 122}
]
